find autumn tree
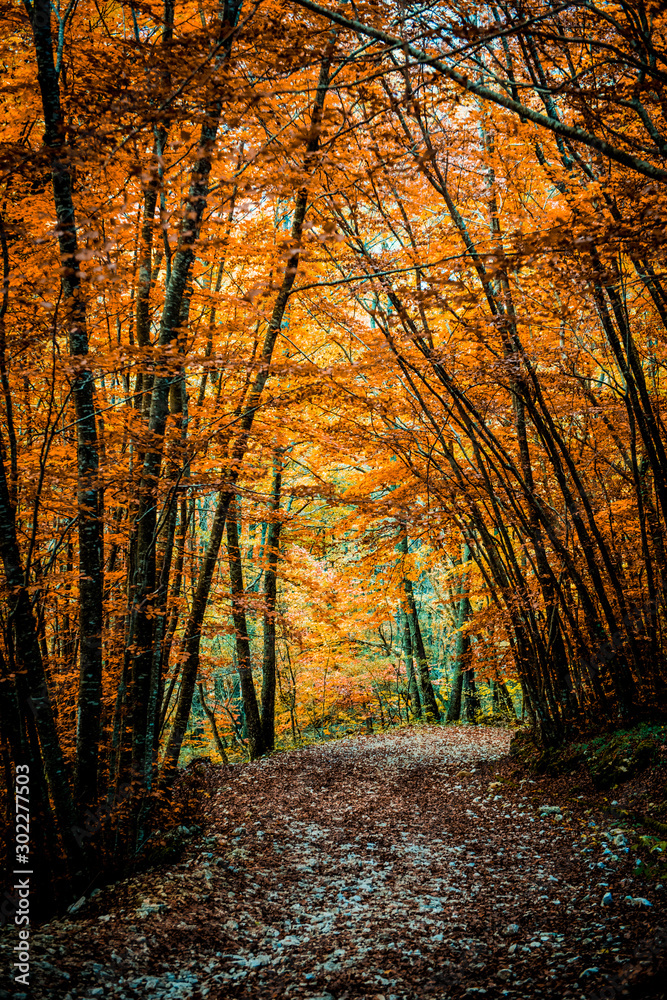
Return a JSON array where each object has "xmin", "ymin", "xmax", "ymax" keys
[{"xmin": 2, "ymin": 0, "xmax": 667, "ymax": 903}]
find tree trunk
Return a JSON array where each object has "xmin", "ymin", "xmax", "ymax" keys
[
  {"xmin": 226, "ymin": 497, "xmax": 264, "ymax": 759},
  {"xmin": 0, "ymin": 449, "xmax": 82, "ymax": 865},
  {"xmin": 447, "ymin": 544, "xmax": 471, "ymax": 723},
  {"xmin": 261, "ymin": 452, "xmax": 283, "ymax": 753},
  {"xmin": 401, "ymin": 609, "xmax": 421, "ymax": 718},
  {"xmin": 399, "ymin": 530, "xmax": 440, "ymax": 721},
  {"xmin": 495, "ymin": 676, "xmax": 516, "ymax": 720},
  {"xmin": 29, "ymin": 0, "xmax": 104, "ymax": 807},
  {"xmin": 463, "ymin": 666, "xmax": 480, "ymax": 723},
  {"xmin": 198, "ymin": 682, "xmax": 229, "ymax": 766},
  {"xmin": 161, "ymin": 37, "xmax": 337, "ymax": 779},
  {"xmin": 129, "ymin": 0, "xmax": 244, "ymax": 785},
  {"xmin": 446, "ymin": 605, "xmax": 470, "ymax": 723}
]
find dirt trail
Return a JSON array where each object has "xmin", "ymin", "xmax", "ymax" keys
[{"xmin": 2, "ymin": 727, "xmax": 665, "ymax": 999}]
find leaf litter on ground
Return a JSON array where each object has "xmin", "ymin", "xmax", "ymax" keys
[{"xmin": 2, "ymin": 726, "xmax": 666, "ymax": 1000}]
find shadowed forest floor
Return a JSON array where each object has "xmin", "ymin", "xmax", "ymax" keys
[{"xmin": 2, "ymin": 727, "xmax": 666, "ymax": 999}]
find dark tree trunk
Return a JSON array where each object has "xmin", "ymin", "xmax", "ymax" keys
[
  {"xmin": 446, "ymin": 599, "xmax": 471, "ymax": 723},
  {"xmin": 0, "ymin": 449, "xmax": 82, "ymax": 865},
  {"xmin": 29, "ymin": 0, "xmax": 104, "ymax": 808},
  {"xmin": 226, "ymin": 497, "xmax": 265, "ymax": 759},
  {"xmin": 494, "ymin": 676, "xmax": 516, "ymax": 720},
  {"xmin": 463, "ymin": 666, "xmax": 480, "ymax": 723},
  {"xmin": 401, "ymin": 609, "xmax": 421, "ymax": 718},
  {"xmin": 399, "ymin": 531, "xmax": 440, "ymax": 721},
  {"xmin": 447, "ymin": 544, "xmax": 471, "ymax": 723},
  {"xmin": 198, "ymin": 682, "xmax": 229, "ymax": 766},
  {"xmin": 128, "ymin": 0, "xmax": 244, "ymax": 787},
  {"xmin": 0, "ymin": 215, "xmax": 17, "ymax": 508},
  {"xmin": 261, "ymin": 452, "xmax": 283, "ymax": 753},
  {"xmin": 142, "ymin": 375, "xmax": 188, "ymax": 788},
  {"xmin": 161, "ymin": 38, "xmax": 337, "ymax": 779}
]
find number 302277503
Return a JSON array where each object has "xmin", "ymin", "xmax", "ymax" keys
[{"xmin": 15, "ymin": 765, "xmax": 30, "ymax": 860}]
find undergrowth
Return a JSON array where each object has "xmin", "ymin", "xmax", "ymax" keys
[{"xmin": 510, "ymin": 721, "xmax": 667, "ymax": 789}]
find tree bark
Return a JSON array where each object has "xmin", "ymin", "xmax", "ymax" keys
[
  {"xmin": 28, "ymin": 0, "xmax": 104, "ymax": 807},
  {"xmin": 261, "ymin": 451, "xmax": 283, "ymax": 753},
  {"xmin": 161, "ymin": 35, "xmax": 337, "ymax": 779},
  {"xmin": 198, "ymin": 681, "xmax": 229, "ymax": 766},
  {"xmin": 463, "ymin": 665, "xmax": 480, "ymax": 723},
  {"xmin": 399, "ymin": 530, "xmax": 440, "ymax": 721},
  {"xmin": 226, "ymin": 497, "xmax": 264, "ymax": 759},
  {"xmin": 447, "ymin": 544, "xmax": 471, "ymax": 723},
  {"xmin": 401, "ymin": 609, "xmax": 421, "ymax": 719},
  {"xmin": 129, "ymin": 0, "xmax": 244, "ymax": 783},
  {"xmin": 0, "ymin": 448, "xmax": 82, "ymax": 864}
]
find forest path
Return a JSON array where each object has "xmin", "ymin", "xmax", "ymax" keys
[{"xmin": 15, "ymin": 726, "xmax": 666, "ymax": 999}]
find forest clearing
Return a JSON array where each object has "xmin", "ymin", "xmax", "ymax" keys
[{"xmin": 2, "ymin": 0, "xmax": 667, "ymax": 995}]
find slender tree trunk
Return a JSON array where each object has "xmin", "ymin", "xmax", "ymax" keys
[
  {"xmin": 399, "ymin": 530, "xmax": 440, "ymax": 721},
  {"xmin": 261, "ymin": 452, "xmax": 283, "ymax": 753},
  {"xmin": 0, "ymin": 215, "xmax": 17, "ymax": 508},
  {"xmin": 226, "ymin": 497, "xmax": 264, "ymax": 759},
  {"xmin": 28, "ymin": 0, "xmax": 104, "ymax": 807},
  {"xmin": 129, "ymin": 0, "xmax": 244, "ymax": 784},
  {"xmin": 495, "ymin": 675, "xmax": 516, "ymax": 719},
  {"xmin": 158, "ymin": 498, "xmax": 190, "ymax": 732},
  {"xmin": 446, "ymin": 600, "xmax": 471, "ymax": 723},
  {"xmin": 198, "ymin": 682, "xmax": 229, "ymax": 766},
  {"xmin": 401, "ymin": 609, "xmax": 421, "ymax": 718},
  {"xmin": 143, "ymin": 375, "xmax": 188, "ymax": 786},
  {"xmin": 447, "ymin": 544, "xmax": 471, "ymax": 723},
  {"xmin": 0, "ymin": 449, "xmax": 82, "ymax": 864},
  {"xmin": 161, "ymin": 37, "xmax": 337, "ymax": 779},
  {"xmin": 463, "ymin": 665, "xmax": 480, "ymax": 723}
]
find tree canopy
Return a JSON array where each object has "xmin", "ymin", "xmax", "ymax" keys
[{"xmin": 1, "ymin": 0, "xmax": 666, "ymax": 893}]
